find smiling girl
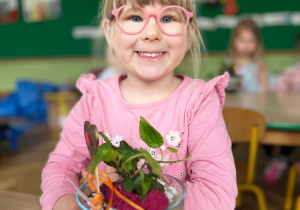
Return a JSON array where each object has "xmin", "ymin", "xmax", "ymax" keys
[{"xmin": 41, "ymin": 1, "xmax": 237, "ymax": 209}]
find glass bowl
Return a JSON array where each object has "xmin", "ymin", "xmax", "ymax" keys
[{"xmin": 76, "ymin": 173, "xmax": 187, "ymax": 210}]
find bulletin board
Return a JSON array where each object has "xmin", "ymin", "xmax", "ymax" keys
[
  {"xmin": 0, "ymin": 0, "xmax": 101, "ymax": 57},
  {"xmin": 0, "ymin": 0, "xmax": 300, "ymax": 57}
]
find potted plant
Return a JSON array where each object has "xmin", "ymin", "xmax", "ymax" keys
[
  {"xmin": 75, "ymin": 117, "xmax": 191, "ymax": 210},
  {"xmin": 219, "ymin": 58, "xmax": 241, "ymax": 92}
]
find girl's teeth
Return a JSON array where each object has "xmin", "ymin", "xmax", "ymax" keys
[{"xmin": 138, "ymin": 52, "xmax": 164, "ymax": 57}]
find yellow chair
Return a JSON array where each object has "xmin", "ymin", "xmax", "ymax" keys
[
  {"xmin": 284, "ymin": 163, "xmax": 300, "ymax": 210},
  {"xmin": 223, "ymin": 108, "xmax": 268, "ymax": 210},
  {"xmin": 45, "ymin": 92, "xmax": 79, "ymax": 131}
]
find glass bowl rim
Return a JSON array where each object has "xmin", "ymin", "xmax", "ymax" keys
[{"xmin": 76, "ymin": 173, "xmax": 187, "ymax": 210}]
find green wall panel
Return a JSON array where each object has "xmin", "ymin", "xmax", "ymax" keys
[{"xmin": 0, "ymin": 0, "xmax": 300, "ymax": 57}]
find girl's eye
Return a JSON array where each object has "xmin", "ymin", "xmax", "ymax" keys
[
  {"xmin": 130, "ymin": 16, "xmax": 143, "ymax": 22},
  {"xmin": 161, "ymin": 16, "xmax": 174, "ymax": 23}
]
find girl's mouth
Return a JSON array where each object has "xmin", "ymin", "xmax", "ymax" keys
[
  {"xmin": 135, "ymin": 51, "xmax": 166, "ymax": 61},
  {"xmin": 137, "ymin": 52, "xmax": 165, "ymax": 57}
]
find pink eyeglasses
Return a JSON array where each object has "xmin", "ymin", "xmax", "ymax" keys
[{"xmin": 109, "ymin": 4, "xmax": 194, "ymax": 36}]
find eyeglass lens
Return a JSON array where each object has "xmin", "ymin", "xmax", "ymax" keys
[{"xmin": 117, "ymin": 6, "xmax": 188, "ymax": 35}]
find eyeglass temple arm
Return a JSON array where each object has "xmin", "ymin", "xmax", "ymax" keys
[{"xmin": 108, "ymin": 13, "xmax": 114, "ymax": 21}]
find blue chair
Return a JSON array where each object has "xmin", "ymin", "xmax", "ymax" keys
[{"xmin": 0, "ymin": 80, "xmax": 58, "ymax": 152}]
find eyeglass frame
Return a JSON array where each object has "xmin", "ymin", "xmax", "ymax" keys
[{"xmin": 109, "ymin": 4, "xmax": 194, "ymax": 37}]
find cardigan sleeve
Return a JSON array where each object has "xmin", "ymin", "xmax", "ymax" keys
[
  {"xmin": 184, "ymin": 72, "xmax": 237, "ymax": 210},
  {"xmin": 40, "ymin": 74, "xmax": 97, "ymax": 210}
]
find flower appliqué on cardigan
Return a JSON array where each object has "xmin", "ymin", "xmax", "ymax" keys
[
  {"xmin": 165, "ymin": 131, "xmax": 182, "ymax": 147},
  {"xmin": 149, "ymin": 148, "xmax": 157, "ymax": 159}
]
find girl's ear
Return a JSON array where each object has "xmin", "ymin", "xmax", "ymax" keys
[{"xmin": 102, "ymin": 19, "xmax": 114, "ymax": 48}]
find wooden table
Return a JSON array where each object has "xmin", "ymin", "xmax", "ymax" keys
[
  {"xmin": 224, "ymin": 92, "xmax": 300, "ymax": 146},
  {"xmin": 0, "ymin": 117, "xmax": 25, "ymax": 125},
  {"xmin": 0, "ymin": 191, "xmax": 41, "ymax": 210}
]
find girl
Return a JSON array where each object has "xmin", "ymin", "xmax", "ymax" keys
[
  {"xmin": 229, "ymin": 19, "xmax": 268, "ymax": 92},
  {"xmin": 41, "ymin": 0, "xmax": 237, "ymax": 209}
]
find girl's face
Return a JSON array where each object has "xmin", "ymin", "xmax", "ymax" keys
[
  {"xmin": 103, "ymin": 3, "xmax": 190, "ymax": 82},
  {"xmin": 234, "ymin": 29, "xmax": 258, "ymax": 58}
]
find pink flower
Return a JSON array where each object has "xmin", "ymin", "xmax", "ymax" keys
[{"xmin": 111, "ymin": 135, "xmax": 122, "ymax": 147}]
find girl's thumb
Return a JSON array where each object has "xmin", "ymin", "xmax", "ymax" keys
[
  {"xmin": 70, "ymin": 203, "xmax": 79, "ymax": 210},
  {"xmin": 106, "ymin": 166, "xmax": 117, "ymax": 173}
]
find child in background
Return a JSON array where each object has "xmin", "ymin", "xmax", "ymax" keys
[
  {"xmin": 263, "ymin": 33, "xmax": 300, "ymax": 185},
  {"xmin": 276, "ymin": 33, "xmax": 300, "ymax": 92},
  {"xmin": 41, "ymin": 1, "xmax": 237, "ymax": 209},
  {"xmin": 229, "ymin": 19, "xmax": 268, "ymax": 92},
  {"xmin": 97, "ymin": 47, "xmax": 126, "ymax": 80}
]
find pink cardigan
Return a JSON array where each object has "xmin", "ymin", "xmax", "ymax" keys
[{"xmin": 40, "ymin": 73, "xmax": 237, "ymax": 210}]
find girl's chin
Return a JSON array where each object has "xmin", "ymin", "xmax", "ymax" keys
[{"xmin": 135, "ymin": 72, "xmax": 168, "ymax": 82}]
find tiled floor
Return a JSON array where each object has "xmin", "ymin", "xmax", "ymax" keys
[
  {"xmin": 233, "ymin": 144, "xmax": 300, "ymax": 210},
  {"xmin": 0, "ymin": 126, "xmax": 299, "ymax": 210}
]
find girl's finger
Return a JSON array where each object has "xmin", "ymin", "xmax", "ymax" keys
[
  {"xmin": 106, "ymin": 166, "xmax": 119, "ymax": 182},
  {"xmin": 106, "ymin": 166, "xmax": 117, "ymax": 173},
  {"xmin": 81, "ymin": 169, "xmax": 96, "ymax": 193},
  {"xmin": 81, "ymin": 167, "xmax": 119, "ymax": 191},
  {"xmin": 70, "ymin": 203, "xmax": 79, "ymax": 210},
  {"xmin": 81, "ymin": 170, "xmax": 88, "ymax": 182}
]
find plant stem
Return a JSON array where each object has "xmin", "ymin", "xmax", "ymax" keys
[
  {"xmin": 141, "ymin": 161, "xmax": 148, "ymax": 170},
  {"xmin": 120, "ymin": 154, "xmax": 144, "ymax": 171},
  {"xmin": 156, "ymin": 154, "xmax": 191, "ymax": 164},
  {"xmin": 159, "ymin": 147, "xmax": 164, "ymax": 161},
  {"xmin": 115, "ymin": 155, "xmax": 122, "ymax": 169}
]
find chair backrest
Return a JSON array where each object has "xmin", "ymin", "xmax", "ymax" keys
[
  {"xmin": 223, "ymin": 108, "xmax": 266, "ymax": 184},
  {"xmin": 223, "ymin": 108, "xmax": 266, "ymax": 143}
]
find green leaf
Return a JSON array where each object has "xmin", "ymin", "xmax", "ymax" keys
[
  {"xmin": 89, "ymin": 143, "xmax": 117, "ymax": 172},
  {"xmin": 140, "ymin": 148, "xmax": 162, "ymax": 179},
  {"xmin": 152, "ymin": 177, "xmax": 165, "ymax": 192},
  {"xmin": 167, "ymin": 147, "xmax": 178, "ymax": 154},
  {"xmin": 133, "ymin": 174, "xmax": 142, "ymax": 194},
  {"xmin": 139, "ymin": 171, "xmax": 152, "ymax": 197},
  {"xmin": 123, "ymin": 161, "xmax": 134, "ymax": 173},
  {"xmin": 90, "ymin": 150, "xmax": 103, "ymax": 172},
  {"xmin": 102, "ymin": 149, "xmax": 118, "ymax": 163},
  {"xmin": 133, "ymin": 174, "xmax": 146, "ymax": 202},
  {"xmin": 117, "ymin": 141, "xmax": 139, "ymax": 155},
  {"xmin": 139, "ymin": 117, "xmax": 163, "ymax": 148},
  {"xmin": 90, "ymin": 153, "xmax": 103, "ymax": 173},
  {"xmin": 123, "ymin": 178, "xmax": 134, "ymax": 192},
  {"xmin": 120, "ymin": 149, "xmax": 140, "ymax": 173},
  {"xmin": 121, "ymin": 151, "xmax": 132, "ymax": 161}
]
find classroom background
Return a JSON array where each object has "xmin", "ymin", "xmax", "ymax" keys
[{"xmin": 0, "ymin": 0, "xmax": 300, "ymax": 209}]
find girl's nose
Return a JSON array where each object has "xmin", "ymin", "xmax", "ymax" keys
[{"xmin": 141, "ymin": 17, "xmax": 162, "ymax": 42}]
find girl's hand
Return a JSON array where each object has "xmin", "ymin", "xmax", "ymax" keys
[
  {"xmin": 70, "ymin": 203, "xmax": 79, "ymax": 210},
  {"xmin": 81, "ymin": 166, "xmax": 119, "ymax": 189},
  {"xmin": 53, "ymin": 194, "xmax": 77, "ymax": 210},
  {"xmin": 106, "ymin": 166, "xmax": 120, "ymax": 182}
]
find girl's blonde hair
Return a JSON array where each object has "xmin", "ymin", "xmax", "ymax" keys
[
  {"xmin": 229, "ymin": 19, "xmax": 264, "ymax": 63},
  {"xmin": 100, "ymin": 0, "xmax": 202, "ymax": 78}
]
